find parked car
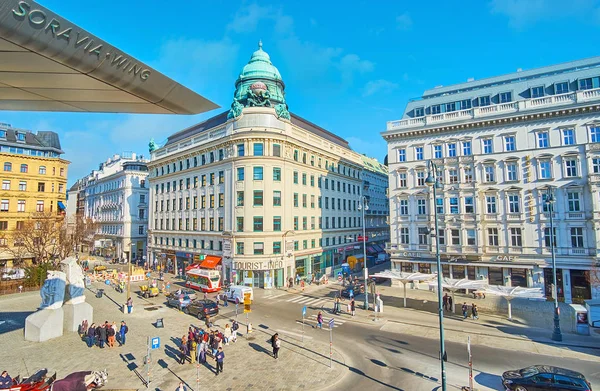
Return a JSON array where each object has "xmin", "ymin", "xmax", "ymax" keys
[
  {"xmin": 167, "ymin": 288, "xmax": 197, "ymax": 301},
  {"xmin": 166, "ymin": 294, "xmax": 193, "ymax": 311},
  {"xmin": 375, "ymin": 253, "xmax": 389, "ymax": 265},
  {"xmin": 1, "ymin": 268, "xmax": 25, "ymax": 280},
  {"xmin": 502, "ymin": 365, "xmax": 592, "ymax": 391},
  {"xmin": 186, "ymin": 299, "xmax": 219, "ymax": 319}
]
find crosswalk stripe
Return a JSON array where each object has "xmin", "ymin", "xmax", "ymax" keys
[
  {"xmin": 309, "ymin": 314, "xmax": 347, "ymax": 323},
  {"xmin": 285, "ymin": 296, "xmax": 304, "ymax": 303},
  {"xmin": 295, "ymin": 297, "xmax": 316, "ymax": 304},
  {"xmin": 297, "ymin": 320, "xmax": 340, "ymax": 327},
  {"xmin": 299, "ymin": 298, "xmax": 320, "ymax": 305}
]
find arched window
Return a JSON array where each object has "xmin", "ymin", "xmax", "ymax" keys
[
  {"xmin": 20, "ymin": 164, "xmax": 28, "ymax": 173},
  {"xmin": 39, "ymin": 166, "xmax": 46, "ymax": 175},
  {"xmin": 3, "ymin": 162, "xmax": 11, "ymax": 171}
]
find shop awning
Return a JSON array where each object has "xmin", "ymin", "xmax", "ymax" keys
[
  {"xmin": 367, "ymin": 246, "xmax": 377, "ymax": 254},
  {"xmin": 199, "ymin": 255, "xmax": 222, "ymax": 269},
  {"xmin": 57, "ymin": 201, "xmax": 66, "ymax": 210},
  {"xmin": 373, "ymin": 244, "xmax": 384, "ymax": 252},
  {"xmin": 185, "ymin": 263, "xmax": 200, "ymax": 271}
]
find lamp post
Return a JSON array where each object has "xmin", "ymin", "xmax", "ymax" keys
[
  {"xmin": 357, "ymin": 196, "xmax": 369, "ymax": 310},
  {"xmin": 425, "ymin": 160, "xmax": 447, "ymax": 391},
  {"xmin": 546, "ymin": 187, "xmax": 562, "ymax": 342}
]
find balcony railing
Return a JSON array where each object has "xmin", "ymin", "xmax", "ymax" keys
[{"xmin": 386, "ymin": 88, "xmax": 600, "ymax": 131}]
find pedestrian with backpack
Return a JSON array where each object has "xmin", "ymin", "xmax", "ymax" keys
[
  {"xmin": 471, "ymin": 303, "xmax": 479, "ymax": 320},
  {"xmin": 231, "ymin": 320, "xmax": 239, "ymax": 342},
  {"xmin": 317, "ymin": 312, "xmax": 323, "ymax": 329},
  {"xmin": 462, "ymin": 302, "xmax": 468, "ymax": 319}
]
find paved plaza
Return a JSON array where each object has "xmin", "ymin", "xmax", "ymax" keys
[{"xmin": 0, "ymin": 281, "xmax": 345, "ymax": 391}]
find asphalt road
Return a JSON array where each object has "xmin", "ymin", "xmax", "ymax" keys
[{"xmin": 251, "ymin": 289, "xmax": 600, "ymax": 391}]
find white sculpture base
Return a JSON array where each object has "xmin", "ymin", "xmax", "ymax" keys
[
  {"xmin": 63, "ymin": 302, "xmax": 93, "ymax": 332},
  {"xmin": 25, "ymin": 308, "xmax": 64, "ymax": 342}
]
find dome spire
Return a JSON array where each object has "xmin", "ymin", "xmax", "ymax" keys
[{"xmin": 258, "ymin": 39, "xmax": 263, "ymax": 50}]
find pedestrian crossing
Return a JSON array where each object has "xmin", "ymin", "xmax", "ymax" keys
[{"xmin": 297, "ymin": 313, "xmax": 348, "ymax": 328}]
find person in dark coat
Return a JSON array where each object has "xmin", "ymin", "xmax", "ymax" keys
[
  {"xmin": 350, "ymin": 298, "xmax": 356, "ymax": 316},
  {"xmin": 270, "ymin": 333, "xmax": 280, "ymax": 359},
  {"xmin": 448, "ymin": 295, "xmax": 453, "ymax": 312},
  {"xmin": 179, "ymin": 336, "xmax": 189, "ymax": 365},
  {"xmin": 98, "ymin": 323, "xmax": 107, "ymax": 348},
  {"xmin": 442, "ymin": 293, "xmax": 449, "ymax": 311},
  {"xmin": 215, "ymin": 347, "xmax": 224, "ymax": 375},
  {"xmin": 471, "ymin": 303, "xmax": 479, "ymax": 320},
  {"xmin": 87, "ymin": 324, "xmax": 96, "ymax": 348},
  {"xmin": 0, "ymin": 371, "xmax": 13, "ymax": 389}
]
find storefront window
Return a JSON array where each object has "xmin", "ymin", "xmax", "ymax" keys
[
  {"xmin": 418, "ymin": 263, "xmax": 431, "ymax": 274},
  {"xmin": 488, "ymin": 267, "xmax": 504, "ymax": 285},
  {"xmin": 442, "ymin": 264, "xmax": 450, "ymax": 278},
  {"xmin": 401, "ymin": 263, "xmax": 413, "ymax": 273},
  {"xmin": 510, "ymin": 268, "xmax": 528, "ymax": 287},
  {"xmin": 467, "ymin": 266, "xmax": 476, "ymax": 280},
  {"xmin": 295, "ymin": 258, "xmax": 306, "ymax": 277},
  {"xmin": 571, "ymin": 270, "xmax": 591, "ymax": 302},
  {"xmin": 544, "ymin": 268, "xmax": 564, "ymax": 299},
  {"xmin": 452, "ymin": 265, "xmax": 465, "ymax": 279}
]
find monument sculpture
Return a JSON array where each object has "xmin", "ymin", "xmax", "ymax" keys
[{"xmin": 25, "ymin": 257, "xmax": 93, "ymax": 342}]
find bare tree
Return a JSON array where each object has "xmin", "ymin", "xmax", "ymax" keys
[
  {"xmin": 6, "ymin": 211, "xmax": 64, "ymax": 266},
  {"xmin": 586, "ymin": 261, "xmax": 600, "ymax": 296}
]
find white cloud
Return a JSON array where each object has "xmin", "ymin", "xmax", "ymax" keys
[
  {"xmin": 489, "ymin": 0, "xmax": 600, "ymax": 28},
  {"xmin": 362, "ymin": 79, "xmax": 399, "ymax": 97},
  {"xmin": 226, "ymin": 4, "xmax": 274, "ymax": 33},
  {"xmin": 396, "ymin": 12, "xmax": 413, "ymax": 30}
]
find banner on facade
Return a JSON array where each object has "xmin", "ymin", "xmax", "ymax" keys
[{"xmin": 223, "ymin": 239, "xmax": 232, "ymax": 258}]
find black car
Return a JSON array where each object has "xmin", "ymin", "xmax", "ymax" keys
[
  {"xmin": 340, "ymin": 284, "xmax": 364, "ymax": 298},
  {"xmin": 502, "ymin": 365, "xmax": 592, "ymax": 391},
  {"xmin": 185, "ymin": 299, "xmax": 219, "ymax": 319}
]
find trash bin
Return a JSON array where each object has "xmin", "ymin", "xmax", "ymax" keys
[
  {"xmin": 570, "ymin": 304, "xmax": 589, "ymax": 335},
  {"xmin": 96, "ymin": 289, "xmax": 104, "ymax": 298}
]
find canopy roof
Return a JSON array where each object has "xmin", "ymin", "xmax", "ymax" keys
[
  {"xmin": 428, "ymin": 278, "xmax": 488, "ymax": 291},
  {"xmin": 0, "ymin": 0, "xmax": 218, "ymax": 114},
  {"xmin": 371, "ymin": 270, "xmax": 437, "ymax": 282},
  {"xmin": 475, "ymin": 285, "xmax": 544, "ymax": 299}
]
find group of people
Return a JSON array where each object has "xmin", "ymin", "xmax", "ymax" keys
[
  {"xmin": 78, "ymin": 320, "xmax": 129, "ymax": 348},
  {"xmin": 177, "ymin": 320, "xmax": 240, "ymax": 376},
  {"xmin": 443, "ymin": 293, "xmax": 480, "ymax": 320}
]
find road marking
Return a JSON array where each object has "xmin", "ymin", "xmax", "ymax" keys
[
  {"xmin": 286, "ymin": 296, "xmax": 309, "ymax": 303},
  {"xmin": 275, "ymin": 328, "xmax": 314, "ymax": 339},
  {"xmin": 296, "ymin": 297, "xmax": 318, "ymax": 304},
  {"xmin": 265, "ymin": 293, "xmax": 288, "ymax": 300},
  {"xmin": 297, "ymin": 319, "xmax": 340, "ymax": 328},
  {"xmin": 302, "ymin": 298, "xmax": 324, "ymax": 306}
]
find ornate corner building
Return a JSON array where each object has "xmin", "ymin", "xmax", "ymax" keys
[
  {"xmin": 382, "ymin": 57, "xmax": 600, "ymax": 303},
  {"xmin": 147, "ymin": 43, "xmax": 389, "ymax": 288}
]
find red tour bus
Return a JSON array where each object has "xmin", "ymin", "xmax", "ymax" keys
[{"xmin": 185, "ymin": 268, "xmax": 221, "ymax": 293}]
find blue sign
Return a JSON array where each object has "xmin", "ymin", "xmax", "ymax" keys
[
  {"xmin": 151, "ymin": 337, "xmax": 160, "ymax": 350},
  {"xmin": 328, "ymin": 318, "xmax": 335, "ymax": 329},
  {"xmin": 337, "ymin": 272, "xmax": 342, "ymax": 277},
  {"xmin": 302, "ymin": 306, "xmax": 307, "ymax": 316}
]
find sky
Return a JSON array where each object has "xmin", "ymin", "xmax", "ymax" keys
[{"xmin": 2, "ymin": 0, "xmax": 600, "ymax": 186}]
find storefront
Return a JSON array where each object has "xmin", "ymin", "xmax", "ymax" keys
[{"xmin": 233, "ymin": 259, "xmax": 285, "ymax": 289}]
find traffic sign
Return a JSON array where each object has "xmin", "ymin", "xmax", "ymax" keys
[
  {"xmin": 302, "ymin": 306, "xmax": 307, "ymax": 316},
  {"xmin": 151, "ymin": 337, "xmax": 160, "ymax": 350},
  {"xmin": 328, "ymin": 318, "xmax": 335, "ymax": 329},
  {"xmin": 337, "ymin": 272, "xmax": 342, "ymax": 277},
  {"xmin": 243, "ymin": 292, "xmax": 252, "ymax": 305}
]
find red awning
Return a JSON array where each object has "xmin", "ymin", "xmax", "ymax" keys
[
  {"xmin": 185, "ymin": 263, "xmax": 201, "ymax": 271},
  {"xmin": 199, "ymin": 255, "xmax": 222, "ymax": 269}
]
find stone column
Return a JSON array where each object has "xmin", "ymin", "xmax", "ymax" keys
[{"xmin": 562, "ymin": 268, "xmax": 572, "ymax": 304}]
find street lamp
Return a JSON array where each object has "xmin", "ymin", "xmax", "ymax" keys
[
  {"xmin": 357, "ymin": 196, "xmax": 369, "ymax": 310},
  {"xmin": 425, "ymin": 160, "xmax": 447, "ymax": 391},
  {"xmin": 545, "ymin": 187, "xmax": 562, "ymax": 342}
]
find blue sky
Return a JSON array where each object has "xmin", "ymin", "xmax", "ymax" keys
[{"xmin": 3, "ymin": 0, "xmax": 600, "ymax": 186}]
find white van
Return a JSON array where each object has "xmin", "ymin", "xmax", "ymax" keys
[{"xmin": 224, "ymin": 285, "xmax": 254, "ymax": 303}]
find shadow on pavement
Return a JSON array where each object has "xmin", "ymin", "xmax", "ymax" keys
[
  {"xmin": 348, "ymin": 366, "xmax": 404, "ymax": 390},
  {"xmin": 249, "ymin": 342, "xmax": 272, "ymax": 356},
  {"xmin": 0, "ymin": 311, "xmax": 34, "ymax": 334},
  {"xmin": 157, "ymin": 358, "xmax": 193, "ymax": 388},
  {"xmin": 474, "ymin": 372, "xmax": 503, "ymax": 390}
]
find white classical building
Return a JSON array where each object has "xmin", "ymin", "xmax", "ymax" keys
[
  {"xmin": 147, "ymin": 43, "xmax": 374, "ymax": 288},
  {"xmin": 82, "ymin": 153, "xmax": 149, "ymax": 261},
  {"xmin": 382, "ymin": 56, "xmax": 600, "ymax": 302},
  {"xmin": 360, "ymin": 155, "xmax": 390, "ymax": 252}
]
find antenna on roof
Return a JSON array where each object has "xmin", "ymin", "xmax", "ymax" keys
[{"xmin": 516, "ymin": 68, "xmax": 523, "ymax": 72}]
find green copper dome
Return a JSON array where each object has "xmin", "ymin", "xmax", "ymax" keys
[{"xmin": 227, "ymin": 41, "xmax": 290, "ymax": 120}]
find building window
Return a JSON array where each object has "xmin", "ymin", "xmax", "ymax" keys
[
  {"xmin": 20, "ymin": 164, "xmax": 28, "ymax": 173},
  {"xmin": 0, "ymin": 199, "xmax": 8, "ymax": 212},
  {"xmin": 414, "ymin": 107, "xmax": 424, "ymax": 117},
  {"xmin": 399, "ymin": 172, "xmax": 407, "ymax": 188},
  {"xmin": 253, "ymin": 191, "xmax": 263, "ymax": 206},
  {"xmin": 486, "ymin": 195, "xmax": 497, "ymax": 213},
  {"xmin": 462, "ymin": 141, "xmax": 472, "ymax": 156},
  {"xmin": 464, "ymin": 168, "xmax": 473, "ymax": 183},
  {"xmin": 464, "ymin": 197, "xmax": 474, "ymax": 213},
  {"xmin": 539, "ymin": 160, "xmax": 552, "ymax": 179},
  {"xmin": 237, "ymin": 144, "xmax": 245, "ymax": 156},
  {"xmin": 398, "ymin": 149, "xmax": 406, "ymax": 162},
  {"xmin": 19, "ymin": 181, "xmax": 26, "ymax": 191},
  {"xmin": 236, "ymin": 217, "xmax": 244, "ymax": 232},
  {"xmin": 555, "ymin": 82, "xmax": 569, "ymax": 94},
  {"xmin": 400, "ymin": 227, "xmax": 409, "ymax": 244},
  {"xmin": 466, "ymin": 229, "xmax": 476, "ymax": 245},
  {"xmin": 273, "ymin": 191, "xmax": 282, "ymax": 206},
  {"xmin": 531, "ymin": 86, "xmax": 544, "ymax": 98},
  {"xmin": 434, "ymin": 145, "xmax": 443, "ymax": 159},
  {"xmin": 510, "ymin": 228, "xmax": 522, "ymax": 247},
  {"xmin": 219, "ymin": 193, "xmax": 224, "ymax": 207},
  {"xmin": 564, "ymin": 159, "xmax": 578, "ymax": 177},
  {"xmin": 499, "ymin": 91, "xmax": 512, "ymax": 103},
  {"xmin": 437, "ymin": 229, "xmax": 445, "ymax": 245},
  {"xmin": 273, "ymin": 216, "xmax": 281, "ymax": 231},
  {"xmin": 36, "ymin": 200, "xmax": 44, "ymax": 212},
  {"xmin": 236, "ymin": 242, "xmax": 244, "ymax": 255},
  {"xmin": 273, "ymin": 241, "xmax": 281, "ymax": 254},
  {"xmin": 562, "ymin": 128, "xmax": 574, "ymax": 145},
  {"xmin": 448, "ymin": 169, "xmax": 458, "ymax": 184},
  {"xmin": 302, "ymin": 173, "xmax": 307, "ymax": 185},
  {"xmin": 1, "ymin": 180, "xmax": 9, "ymax": 190},
  {"xmin": 570, "ymin": 227, "xmax": 584, "ymax": 248},
  {"xmin": 508, "ymin": 194, "xmax": 520, "ymax": 213},
  {"xmin": 415, "ymin": 147, "xmax": 424, "ymax": 161},
  {"xmin": 253, "ymin": 217, "xmax": 263, "ymax": 232},
  {"xmin": 399, "ymin": 199, "xmax": 408, "ymax": 215},
  {"xmin": 488, "ymin": 228, "xmax": 499, "ymax": 246},
  {"xmin": 273, "ymin": 167, "xmax": 281, "ymax": 181},
  {"xmin": 451, "ymin": 229, "xmax": 460, "ymax": 245},
  {"xmin": 39, "ymin": 166, "xmax": 46, "ymax": 175},
  {"xmin": 138, "ymin": 226, "xmax": 144, "ymax": 235},
  {"xmin": 237, "ymin": 167, "xmax": 244, "ymax": 181},
  {"xmin": 417, "ymin": 199, "xmax": 426, "ymax": 215},
  {"xmin": 237, "ymin": 191, "xmax": 244, "ymax": 206},
  {"xmin": 537, "ymin": 131, "xmax": 549, "ymax": 148},
  {"xmin": 436, "ymin": 197, "xmax": 444, "ymax": 214},
  {"xmin": 293, "ymin": 193, "xmax": 299, "ymax": 207},
  {"xmin": 272, "ymin": 143, "xmax": 281, "ymax": 157},
  {"xmin": 416, "ymin": 171, "xmax": 425, "ymax": 186},
  {"xmin": 590, "ymin": 127, "xmax": 600, "ymax": 143},
  {"xmin": 483, "ymin": 139, "xmax": 493, "ymax": 154},
  {"xmin": 293, "ymin": 171, "xmax": 298, "ymax": 184},
  {"xmin": 447, "ymin": 143, "xmax": 457, "ymax": 157},
  {"xmin": 567, "ymin": 191, "xmax": 581, "ymax": 212},
  {"xmin": 478, "ymin": 96, "xmax": 490, "ymax": 106},
  {"xmin": 593, "ymin": 158, "xmax": 600, "ymax": 174},
  {"xmin": 504, "ymin": 135, "xmax": 516, "ymax": 152},
  {"xmin": 484, "ymin": 165, "xmax": 495, "ymax": 182},
  {"xmin": 544, "ymin": 227, "xmax": 557, "ymax": 248},
  {"xmin": 449, "ymin": 197, "xmax": 459, "ymax": 214},
  {"xmin": 253, "ymin": 167, "xmax": 263, "ymax": 180},
  {"xmin": 579, "ymin": 78, "xmax": 594, "ymax": 90},
  {"xmin": 253, "ymin": 143, "xmax": 264, "ymax": 156},
  {"xmin": 3, "ymin": 162, "xmax": 11, "ymax": 172},
  {"xmin": 506, "ymin": 162, "xmax": 518, "ymax": 181},
  {"xmin": 418, "ymin": 228, "xmax": 429, "ymax": 245},
  {"xmin": 431, "ymin": 104, "xmax": 441, "ymax": 114}
]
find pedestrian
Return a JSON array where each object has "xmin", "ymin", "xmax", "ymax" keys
[
  {"xmin": 296, "ymin": 274, "xmax": 300, "ymax": 286},
  {"xmin": 203, "ymin": 291, "xmax": 208, "ymax": 300},
  {"xmin": 317, "ymin": 311, "xmax": 323, "ymax": 329},
  {"xmin": 87, "ymin": 323, "xmax": 96, "ymax": 348},
  {"xmin": 107, "ymin": 322, "xmax": 116, "ymax": 347},
  {"xmin": 205, "ymin": 314, "xmax": 212, "ymax": 329},
  {"xmin": 187, "ymin": 327, "xmax": 195, "ymax": 351},
  {"xmin": 288, "ymin": 277, "xmax": 293, "ymax": 288},
  {"xmin": 462, "ymin": 302, "xmax": 468, "ymax": 319},
  {"xmin": 78, "ymin": 320, "xmax": 88, "ymax": 338},
  {"xmin": 190, "ymin": 338, "xmax": 197, "ymax": 364},
  {"xmin": 334, "ymin": 296, "xmax": 340, "ymax": 314},
  {"xmin": 448, "ymin": 295, "xmax": 453, "ymax": 312},
  {"xmin": 231, "ymin": 320, "xmax": 239, "ymax": 342},
  {"xmin": 471, "ymin": 303, "xmax": 479, "ymax": 320},
  {"xmin": 442, "ymin": 293, "xmax": 449, "ymax": 311},
  {"xmin": 350, "ymin": 298, "xmax": 356, "ymax": 316},
  {"xmin": 300, "ymin": 279, "xmax": 305, "ymax": 292},
  {"xmin": 198, "ymin": 340, "xmax": 207, "ymax": 364},
  {"xmin": 98, "ymin": 323, "xmax": 107, "ymax": 348},
  {"xmin": 270, "ymin": 333, "xmax": 280, "ymax": 359},
  {"xmin": 0, "ymin": 371, "xmax": 12, "ymax": 389},
  {"xmin": 223, "ymin": 292, "xmax": 229, "ymax": 307},
  {"xmin": 177, "ymin": 382, "xmax": 187, "ymax": 391},
  {"xmin": 119, "ymin": 321, "xmax": 128, "ymax": 346},
  {"xmin": 18, "ymin": 285, "xmax": 23, "ymax": 294},
  {"xmin": 126, "ymin": 297, "xmax": 133, "ymax": 314},
  {"xmin": 179, "ymin": 336, "xmax": 188, "ymax": 365},
  {"xmin": 223, "ymin": 324, "xmax": 232, "ymax": 345},
  {"xmin": 210, "ymin": 332, "xmax": 219, "ymax": 357},
  {"xmin": 215, "ymin": 347, "xmax": 224, "ymax": 375}
]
